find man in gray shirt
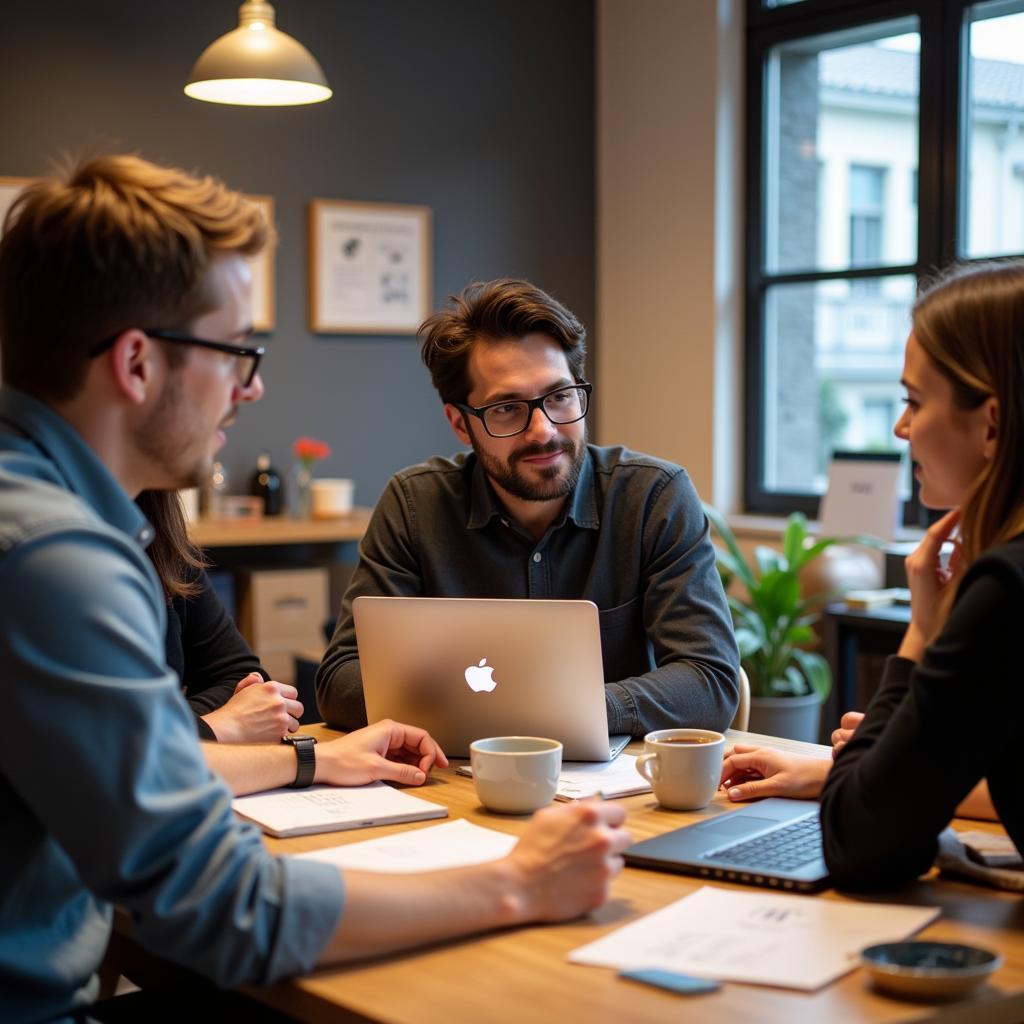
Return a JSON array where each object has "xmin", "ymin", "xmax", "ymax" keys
[
  {"xmin": 0, "ymin": 158, "xmax": 629, "ymax": 1023},
  {"xmin": 316, "ymin": 279, "xmax": 739, "ymax": 735}
]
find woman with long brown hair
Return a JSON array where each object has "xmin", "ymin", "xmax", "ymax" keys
[
  {"xmin": 136, "ymin": 489, "xmax": 303, "ymax": 742},
  {"xmin": 720, "ymin": 261, "xmax": 1024, "ymax": 890}
]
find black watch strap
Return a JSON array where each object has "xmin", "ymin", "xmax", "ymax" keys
[{"xmin": 281, "ymin": 734, "xmax": 317, "ymax": 788}]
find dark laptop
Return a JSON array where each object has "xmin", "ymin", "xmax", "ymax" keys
[{"xmin": 625, "ymin": 798, "xmax": 830, "ymax": 893}]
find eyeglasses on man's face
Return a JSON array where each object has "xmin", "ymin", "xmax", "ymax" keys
[
  {"xmin": 456, "ymin": 382, "xmax": 592, "ymax": 438},
  {"xmin": 88, "ymin": 328, "xmax": 265, "ymax": 388}
]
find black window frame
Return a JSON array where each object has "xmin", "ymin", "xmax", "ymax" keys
[{"xmin": 743, "ymin": 0, "xmax": 989, "ymax": 525}]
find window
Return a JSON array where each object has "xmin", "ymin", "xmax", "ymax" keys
[
  {"xmin": 849, "ymin": 165, "xmax": 885, "ymax": 267},
  {"xmin": 745, "ymin": 0, "xmax": 1024, "ymax": 521}
]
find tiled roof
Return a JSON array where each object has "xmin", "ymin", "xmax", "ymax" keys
[{"xmin": 820, "ymin": 44, "xmax": 1024, "ymax": 109}]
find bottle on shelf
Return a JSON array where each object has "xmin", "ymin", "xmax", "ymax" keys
[
  {"xmin": 202, "ymin": 460, "xmax": 228, "ymax": 520},
  {"xmin": 250, "ymin": 451, "xmax": 284, "ymax": 517}
]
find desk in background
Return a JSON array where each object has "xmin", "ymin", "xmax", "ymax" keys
[
  {"xmin": 821, "ymin": 601, "xmax": 911, "ymax": 730},
  {"xmin": 221, "ymin": 728, "xmax": 1024, "ymax": 1024},
  {"xmin": 188, "ymin": 512, "xmax": 371, "ymax": 684}
]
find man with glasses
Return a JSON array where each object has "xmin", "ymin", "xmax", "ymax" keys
[
  {"xmin": 0, "ymin": 159, "xmax": 629, "ymax": 1022},
  {"xmin": 317, "ymin": 278, "xmax": 739, "ymax": 736}
]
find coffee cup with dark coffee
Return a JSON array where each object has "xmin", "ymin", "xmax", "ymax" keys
[{"xmin": 635, "ymin": 728, "xmax": 725, "ymax": 810}]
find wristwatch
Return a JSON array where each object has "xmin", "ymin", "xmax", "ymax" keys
[{"xmin": 281, "ymin": 734, "xmax": 317, "ymax": 788}]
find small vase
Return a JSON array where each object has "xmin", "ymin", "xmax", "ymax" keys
[{"xmin": 293, "ymin": 463, "xmax": 313, "ymax": 519}]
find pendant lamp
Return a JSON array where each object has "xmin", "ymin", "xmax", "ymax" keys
[{"xmin": 185, "ymin": 0, "xmax": 332, "ymax": 107}]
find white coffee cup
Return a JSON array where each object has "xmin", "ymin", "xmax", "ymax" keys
[
  {"xmin": 635, "ymin": 728, "xmax": 725, "ymax": 810},
  {"xmin": 311, "ymin": 477, "xmax": 354, "ymax": 519},
  {"xmin": 469, "ymin": 736, "xmax": 562, "ymax": 814}
]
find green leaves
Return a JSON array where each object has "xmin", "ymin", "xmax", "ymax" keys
[{"xmin": 704, "ymin": 503, "xmax": 835, "ymax": 703}]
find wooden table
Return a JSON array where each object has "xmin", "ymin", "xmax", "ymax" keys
[{"xmin": 241, "ymin": 728, "xmax": 1024, "ymax": 1023}]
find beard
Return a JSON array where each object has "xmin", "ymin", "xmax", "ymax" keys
[
  {"xmin": 135, "ymin": 374, "xmax": 226, "ymax": 491},
  {"xmin": 471, "ymin": 432, "xmax": 587, "ymax": 503}
]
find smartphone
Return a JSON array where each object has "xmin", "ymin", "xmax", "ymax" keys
[{"xmin": 619, "ymin": 968, "xmax": 721, "ymax": 995}]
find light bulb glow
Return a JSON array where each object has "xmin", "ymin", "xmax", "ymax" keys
[{"xmin": 184, "ymin": 78, "xmax": 332, "ymax": 106}]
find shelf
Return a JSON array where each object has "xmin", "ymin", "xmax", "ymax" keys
[{"xmin": 188, "ymin": 508, "xmax": 372, "ymax": 548}]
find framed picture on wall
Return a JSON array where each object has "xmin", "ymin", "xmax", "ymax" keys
[
  {"xmin": 308, "ymin": 199, "xmax": 431, "ymax": 334},
  {"xmin": 0, "ymin": 176, "xmax": 35, "ymax": 234},
  {"xmin": 245, "ymin": 194, "xmax": 276, "ymax": 333}
]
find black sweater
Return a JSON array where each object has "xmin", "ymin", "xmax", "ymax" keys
[
  {"xmin": 164, "ymin": 570, "xmax": 266, "ymax": 740},
  {"xmin": 821, "ymin": 535, "xmax": 1024, "ymax": 890}
]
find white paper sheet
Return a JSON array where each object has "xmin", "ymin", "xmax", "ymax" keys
[
  {"xmin": 569, "ymin": 886, "xmax": 939, "ymax": 990},
  {"xmin": 455, "ymin": 754, "xmax": 651, "ymax": 801},
  {"xmin": 294, "ymin": 819, "xmax": 519, "ymax": 873}
]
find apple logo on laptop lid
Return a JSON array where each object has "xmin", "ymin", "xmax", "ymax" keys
[{"xmin": 465, "ymin": 658, "xmax": 498, "ymax": 693}]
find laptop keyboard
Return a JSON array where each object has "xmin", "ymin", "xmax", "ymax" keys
[{"xmin": 704, "ymin": 815, "xmax": 822, "ymax": 872}]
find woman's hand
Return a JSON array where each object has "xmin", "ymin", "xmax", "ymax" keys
[
  {"xmin": 719, "ymin": 744, "xmax": 830, "ymax": 801},
  {"xmin": 899, "ymin": 508, "xmax": 965, "ymax": 661},
  {"xmin": 830, "ymin": 710, "xmax": 864, "ymax": 759},
  {"xmin": 202, "ymin": 672, "xmax": 303, "ymax": 743}
]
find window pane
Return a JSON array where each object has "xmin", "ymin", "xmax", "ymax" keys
[
  {"xmin": 761, "ymin": 275, "xmax": 914, "ymax": 495},
  {"xmin": 962, "ymin": 2, "xmax": 1024, "ymax": 259},
  {"xmin": 765, "ymin": 22, "xmax": 920, "ymax": 274}
]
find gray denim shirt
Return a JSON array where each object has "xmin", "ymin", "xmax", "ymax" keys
[
  {"xmin": 0, "ymin": 389, "xmax": 344, "ymax": 1024},
  {"xmin": 316, "ymin": 444, "xmax": 739, "ymax": 736}
]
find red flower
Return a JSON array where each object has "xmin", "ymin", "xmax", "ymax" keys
[{"xmin": 293, "ymin": 437, "xmax": 331, "ymax": 465}]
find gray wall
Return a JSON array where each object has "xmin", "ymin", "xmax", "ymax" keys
[{"xmin": 0, "ymin": 0, "xmax": 595, "ymax": 503}]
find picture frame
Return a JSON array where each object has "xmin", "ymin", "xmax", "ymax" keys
[
  {"xmin": 245, "ymin": 194, "xmax": 276, "ymax": 333},
  {"xmin": 308, "ymin": 198, "xmax": 431, "ymax": 334},
  {"xmin": 0, "ymin": 176, "xmax": 35, "ymax": 235}
]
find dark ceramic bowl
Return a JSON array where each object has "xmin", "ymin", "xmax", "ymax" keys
[{"xmin": 860, "ymin": 941, "xmax": 1002, "ymax": 999}]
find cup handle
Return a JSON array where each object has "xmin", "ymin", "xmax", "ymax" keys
[{"xmin": 635, "ymin": 752, "xmax": 659, "ymax": 784}]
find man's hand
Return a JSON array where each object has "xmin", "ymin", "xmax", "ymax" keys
[
  {"xmin": 315, "ymin": 719, "xmax": 449, "ymax": 787},
  {"xmin": 503, "ymin": 801, "xmax": 632, "ymax": 923},
  {"xmin": 201, "ymin": 672, "xmax": 303, "ymax": 743},
  {"xmin": 831, "ymin": 710, "xmax": 865, "ymax": 759},
  {"xmin": 719, "ymin": 744, "xmax": 829, "ymax": 801}
]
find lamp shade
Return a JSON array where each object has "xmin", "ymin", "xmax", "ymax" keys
[{"xmin": 185, "ymin": 0, "xmax": 332, "ymax": 107}]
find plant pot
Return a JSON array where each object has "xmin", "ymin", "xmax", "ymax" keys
[{"xmin": 748, "ymin": 692, "xmax": 821, "ymax": 743}]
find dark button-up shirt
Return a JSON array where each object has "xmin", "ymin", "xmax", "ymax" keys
[
  {"xmin": 317, "ymin": 445, "xmax": 739, "ymax": 736},
  {"xmin": 0, "ymin": 388, "xmax": 344, "ymax": 1024}
]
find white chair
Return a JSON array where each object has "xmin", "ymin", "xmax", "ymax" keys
[{"xmin": 730, "ymin": 666, "xmax": 751, "ymax": 731}]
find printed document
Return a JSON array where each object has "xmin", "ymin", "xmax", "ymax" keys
[
  {"xmin": 455, "ymin": 754, "xmax": 650, "ymax": 800},
  {"xmin": 296, "ymin": 819, "xmax": 518, "ymax": 873},
  {"xmin": 233, "ymin": 782, "xmax": 447, "ymax": 837},
  {"xmin": 569, "ymin": 886, "xmax": 939, "ymax": 990}
]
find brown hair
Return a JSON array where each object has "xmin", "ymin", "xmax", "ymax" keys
[
  {"xmin": 418, "ymin": 278, "xmax": 587, "ymax": 405},
  {"xmin": 0, "ymin": 154, "xmax": 269, "ymax": 401},
  {"xmin": 912, "ymin": 261, "xmax": 1024, "ymax": 620},
  {"xmin": 135, "ymin": 490, "xmax": 207, "ymax": 602}
]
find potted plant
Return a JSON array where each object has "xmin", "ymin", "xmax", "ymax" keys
[{"xmin": 704, "ymin": 505, "xmax": 854, "ymax": 742}]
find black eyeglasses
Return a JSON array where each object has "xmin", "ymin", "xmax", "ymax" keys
[
  {"xmin": 89, "ymin": 328, "xmax": 265, "ymax": 388},
  {"xmin": 457, "ymin": 382, "xmax": 592, "ymax": 438}
]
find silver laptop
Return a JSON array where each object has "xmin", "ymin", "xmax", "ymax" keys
[
  {"xmin": 624, "ymin": 798, "xmax": 829, "ymax": 892},
  {"xmin": 354, "ymin": 596, "xmax": 630, "ymax": 761}
]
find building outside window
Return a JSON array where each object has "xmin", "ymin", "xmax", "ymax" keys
[{"xmin": 746, "ymin": 0, "xmax": 1024, "ymax": 519}]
